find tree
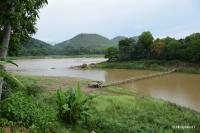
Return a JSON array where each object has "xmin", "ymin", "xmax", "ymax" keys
[
  {"xmin": 118, "ymin": 38, "xmax": 135, "ymax": 61},
  {"xmin": 152, "ymin": 39, "xmax": 166, "ymax": 59},
  {"xmin": 184, "ymin": 33, "xmax": 200, "ymax": 62},
  {"xmin": 137, "ymin": 31, "xmax": 154, "ymax": 58},
  {"xmin": 163, "ymin": 37, "xmax": 182, "ymax": 60},
  {"xmin": 0, "ymin": 0, "xmax": 48, "ymax": 99},
  {"xmin": 105, "ymin": 47, "xmax": 119, "ymax": 61}
]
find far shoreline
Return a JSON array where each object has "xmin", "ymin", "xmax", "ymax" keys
[
  {"xmin": 7, "ymin": 54, "xmax": 105, "ymax": 60},
  {"xmin": 89, "ymin": 60, "xmax": 200, "ymax": 74}
]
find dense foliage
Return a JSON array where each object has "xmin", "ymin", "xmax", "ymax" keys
[
  {"xmin": 0, "ymin": 60, "xmax": 25, "ymax": 99},
  {"xmin": 0, "ymin": 92, "xmax": 56, "ymax": 132},
  {"xmin": 0, "ymin": 0, "xmax": 48, "ymax": 103},
  {"xmin": 0, "ymin": 0, "xmax": 48, "ymax": 58},
  {"xmin": 105, "ymin": 32, "xmax": 200, "ymax": 63}
]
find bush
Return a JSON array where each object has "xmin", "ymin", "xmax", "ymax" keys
[
  {"xmin": 2, "ymin": 77, "xmax": 43, "ymax": 99},
  {"xmin": 0, "ymin": 92, "xmax": 56, "ymax": 133},
  {"xmin": 2, "ymin": 77, "xmax": 20, "ymax": 99},
  {"xmin": 26, "ymin": 84, "xmax": 43, "ymax": 97},
  {"xmin": 56, "ymin": 84, "xmax": 90, "ymax": 124}
]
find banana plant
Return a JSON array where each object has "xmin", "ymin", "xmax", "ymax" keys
[{"xmin": 56, "ymin": 83, "xmax": 91, "ymax": 124}]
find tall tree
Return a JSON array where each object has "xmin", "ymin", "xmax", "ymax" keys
[
  {"xmin": 163, "ymin": 37, "xmax": 181, "ymax": 60},
  {"xmin": 105, "ymin": 47, "xmax": 119, "ymax": 61},
  {"xmin": 137, "ymin": 31, "xmax": 154, "ymax": 58},
  {"xmin": 184, "ymin": 33, "xmax": 200, "ymax": 62},
  {"xmin": 118, "ymin": 38, "xmax": 135, "ymax": 61},
  {"xmin": 0, "ymin": 0, "xmax": 48, "ymax": 99},
  {"xmin": 152, "ymin": 39, "xmax": 166, "ymax": 59}
]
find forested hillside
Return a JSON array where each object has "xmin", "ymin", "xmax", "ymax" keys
[
  {"xmin": 111, "ymin": 36, "xmax": 126, "ymax": 44},
  {"xmin": 54, "ymin": 33, "xmax": 117, "ymax": 55},
  {"xmin": 17, "ymin": 38, "xmax": 54, "ymax": 56},
  {"xmin": 10, "ymin": 34, "xmax": 122, "ymax": 56}
]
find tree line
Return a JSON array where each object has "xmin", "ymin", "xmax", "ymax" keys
[{"xmin": 105, "ymin": 32, "xmax": 200, "ymax": 63}]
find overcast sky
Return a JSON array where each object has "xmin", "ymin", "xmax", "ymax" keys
[{"xmin": 33, "ymin": 0, "xmax": 200, "ymax": 43}]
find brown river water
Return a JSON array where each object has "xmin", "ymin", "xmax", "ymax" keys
[{"xmin": 6, "ymin": 58, "xmax": 200, "ymax": 111}]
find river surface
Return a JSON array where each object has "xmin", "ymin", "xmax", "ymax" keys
[{"xmin": 6, "ymin": 58, "xmax": 200, "ymax": 111}]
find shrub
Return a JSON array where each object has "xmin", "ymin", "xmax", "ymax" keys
[
  {"xmin": 56, "ymin": 84, "xmax": 90, "ymax": 124},
  {"xmin": 2, "ymin": 77, "xmax": 20, "ymax": 99},
  {"xmin": 2, "ymin": 77, "xmax": 43, "ymax": 99},
  {"xmin": 0, "ymin": 60, "xmax": 25, "ymax": 99},
  {"xmin": 0, "ymin": 92, "xmax": 56, "ymax": 133},
  {"xmin": 26, "ymin": 84, "xmax": 43, "ymax": 97}
]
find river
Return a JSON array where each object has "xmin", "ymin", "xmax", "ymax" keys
[{"xmin": 6, "ymin": 58, "xmax": 200, "ymax": 111}]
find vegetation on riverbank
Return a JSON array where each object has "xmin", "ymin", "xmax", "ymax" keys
[
  {"xmin": 92, "ymin": 60, "xmax": 200, "ymax": 74},
  {"xmin": 105, "ymin": 32, "xmax": 200, "ymax": 73},
  {"xmin": 101, "ymin": 32, "xmax": 200, "ymax": 74},
  {"xmin": 1, "ymin": 76, "xmax": 200, "ymax": 132}
]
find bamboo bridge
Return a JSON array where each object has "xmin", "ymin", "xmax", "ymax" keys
[{"xmin": 97, "ymin": 69, "xmax": 176, "ymax": 88}]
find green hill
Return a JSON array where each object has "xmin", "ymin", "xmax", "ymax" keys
[
  {"xmin": 10, "ymin": 34, "xmax": 136, "ymax": 56},
  {"xmin": 18, "ymin": 38, "xmax": 54, "ymax": 56},
  {"xmin": 54, "ymin": 33, "xmax": 117, "ymax": 55},
  {"xmin": 111, "ymin": 36, "xmax": 127, "ymax": 44},
  {"xmin": 111, "ymin": 36, "xmax": 139, "ymax": 44},
  {"xmin": 131, "ymin": 36, "xmax": 139, "ymax": 41}
]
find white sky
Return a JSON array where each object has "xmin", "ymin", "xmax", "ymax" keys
[{"xmin": 34, "ymin": 0, "xmax": 200, "ymax": 43}]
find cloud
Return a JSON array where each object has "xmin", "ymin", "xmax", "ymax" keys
[{"xmin": 34, "ymin": 0, "xmax": 200, "ymax": 42}]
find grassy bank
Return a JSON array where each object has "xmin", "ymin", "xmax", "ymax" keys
[
  {"xmin": 88, "ymin": 87, "xmax": 200, "ymax": 132},
  {"xmin": 16, "ymin": 75, "xmax": 91, "ymax": 92},
  {"xmin": 41, "ymin": 87, "xmax": 200, "ymax": 132},
  {"xmin": 1, "ymin": 75, "xmax": 199, "ymax": 132},
  {"xmin": 92, "ymin": 60, "xmax": 200, "ymax": 74},
  {"xmin": 7, "ymin": 54, "xmax": 104, "ymax": 60}
]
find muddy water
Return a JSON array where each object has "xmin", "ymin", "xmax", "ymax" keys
[
  {"xmin": 6, "ymin": 58, "xmax": 200, "ymax": 111},
  {"xmin": 120, "ymin": 73, "xmax": 200, "ymax": 111}
]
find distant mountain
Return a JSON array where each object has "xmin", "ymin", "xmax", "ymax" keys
[
  {"xmin": 55, "ymin": 33, "xmax": 116, "ymax": 49},
  {"xmin": 111, "ymin": 36, "xmax": 139, "ymax": 44},
  {"xmin": 18, "ymin": 38, "xmax": 54, "ymax": 56},
  {"xmin": 10, "ymin": 34, "xmax": 139, "ymax": 56},
  {"xmin": 54, "ymin": 33, "xmax": 118, "ymax": 55},
  {"xmin": 111, "ymin": 36, "xmax": 127, "ymax": 44},
  {"xmin": 131, "ymin": 36, "xmax": 139, "ymax": 41}
]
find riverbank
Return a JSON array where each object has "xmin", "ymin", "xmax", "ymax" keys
[
  {"xmin": 7, "ymin": 54, "xmax": 104, "ymax": 60},
  {"xmin": 15, "ymin": 76, "xmax": 200, "ymax": 132},
  {"xmin": 17, "ymin": 75, "xmax": 95, "ymax": 93},
  {"xmin": 1, "ymin": 75, "xmax": 200, "ymax": 132},
  {"xmin": 91, "ymin": 60, "xmax": 200, "ymax": 74}
]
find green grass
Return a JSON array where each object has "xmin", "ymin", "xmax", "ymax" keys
[
  {"xmin": 39, "ymin": 86, "xmax": 200, "ymax": 133},
  {"xmin": 176, "ymin": 67, "xmax": 200, "ymax": 74},
  {"xmin": 7, "ymin": 54, "xmax": 104, "ymax": 60},
  {"xmin": 86, "ymin": 92, "xmax": 200, "ymax": 132},
  {"xmin": 93, "ymin": 60, "xmax": 200, "ymax": 74},
  {"xmin": 2, "ymin": 76, "xmax": 200, "ymax": 132}
]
